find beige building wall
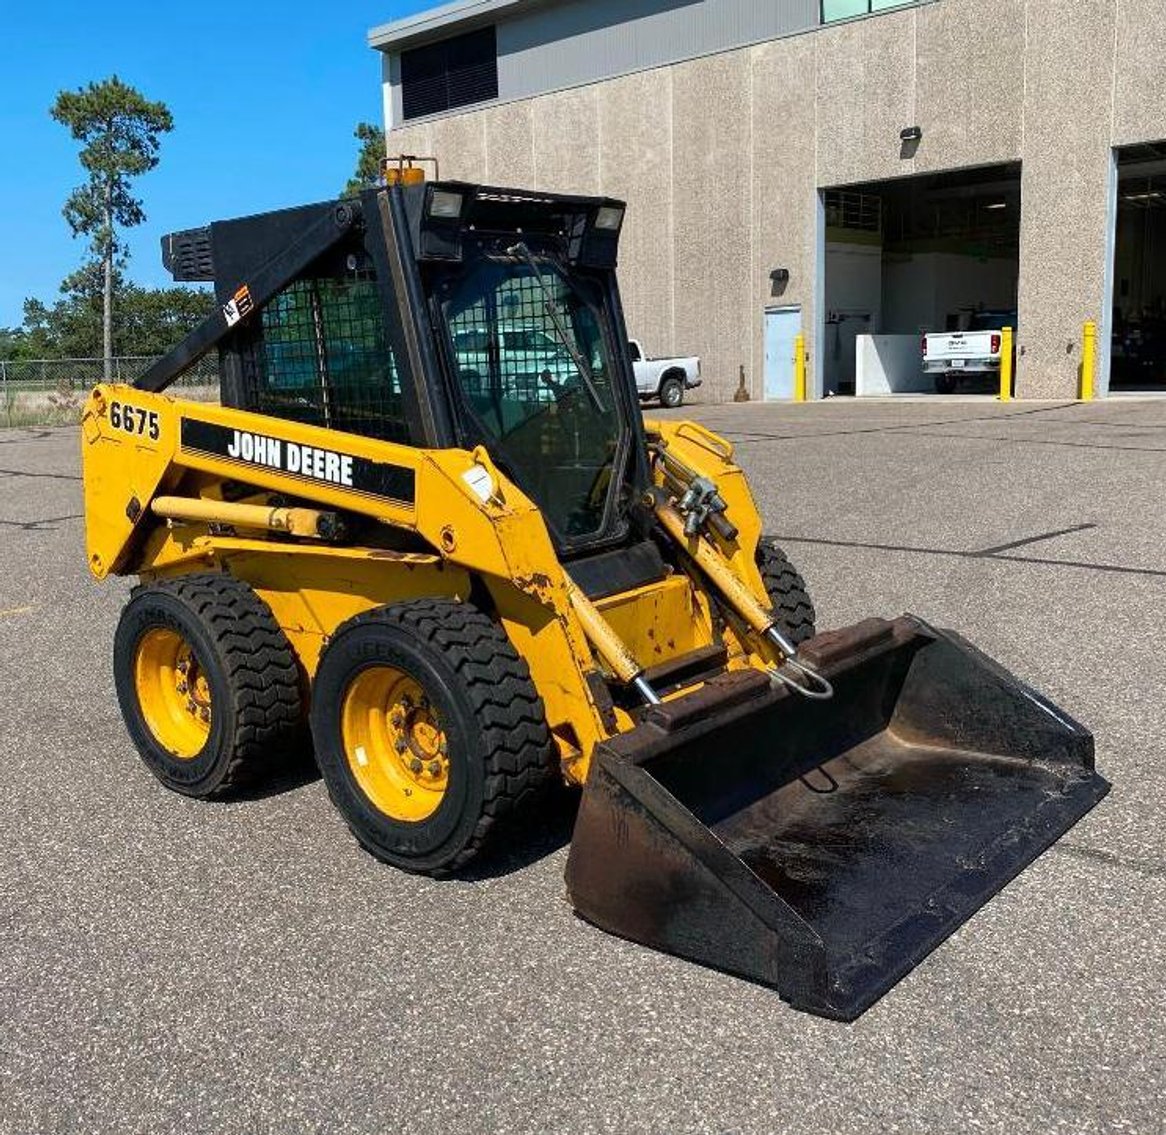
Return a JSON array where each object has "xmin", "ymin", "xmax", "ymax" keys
[{"xmin": 388, "ymin": 0, "xmax": 1166, "ymax": 402}]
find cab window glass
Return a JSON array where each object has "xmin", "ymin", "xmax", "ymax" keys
[{"xmin": 442, "ymin": 258, "xmax": 625, "ymax": 543}]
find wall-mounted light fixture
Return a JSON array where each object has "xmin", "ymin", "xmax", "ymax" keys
[{"xmin": 899, "ymin": 125, "xmax": 922, "ymax": 161}]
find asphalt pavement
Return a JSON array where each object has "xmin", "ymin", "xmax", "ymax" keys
[{"xmin": 0, "ymin": 397, "xmax": 1163, "ymax": 1134}]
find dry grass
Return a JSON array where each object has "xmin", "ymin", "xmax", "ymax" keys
[{"xmin": 0, "ymin": 382, "xmax": 219, "ymax": 428}]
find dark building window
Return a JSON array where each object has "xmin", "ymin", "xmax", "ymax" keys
[{"xmin": 401, "ymin": 26, "xmax": 498, "ymax": 120}]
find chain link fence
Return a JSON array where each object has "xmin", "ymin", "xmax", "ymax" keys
[{"xmin": 0, "ymin": 356, "xmax": 220, "ymax": 427}]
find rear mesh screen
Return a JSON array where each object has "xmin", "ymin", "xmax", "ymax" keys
[{"xmin": 236, "ymin": 266, "xmax": 411, "ymax": 444}]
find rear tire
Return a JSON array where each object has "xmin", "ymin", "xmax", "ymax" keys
[
  {"xmin": 755, "ymin": 541, "xmax": 816, "ymax": 647},
  {"xmin": 113, "ymin": 573, "xmax": 302, "ymax": 798},
  {"xmin": 310, "ymin": 598, "xmax": 555, "ymax": 876},
  {"xmin": 659, "ymin": 375, "xmax": 685, "ymax": 408},
  {"xmin": 934, "ymin": 372, "xmax": 958, "ymax": 394}
]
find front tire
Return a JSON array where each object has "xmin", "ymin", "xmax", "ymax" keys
[
  {"xmin": 310, "ymin": 599, "xmax": 555, "ymax": 876},
  {"xmin": 659, "ymin": 375, "xmax": 685, "ymax": 408},
  {"xmin": 756, "ymin": 540, "xmax": 816, "ymax": 647},
  {"xmin": 113, "ymin": 573, "xmax": 302, "ymax": 798}
]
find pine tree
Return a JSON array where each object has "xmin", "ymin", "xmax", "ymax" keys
[{"xmin": 51, "ymin": 76, "xmax": 173, "ymax": 380}]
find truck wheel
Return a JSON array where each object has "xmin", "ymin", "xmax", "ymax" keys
[
  {"xmin": 113, "ymin": 573, "xmax": 302, "ymax": 798},
  {"xmin": 310, "ymin": 599, "xmax": 556, "ymax": 876},
  {"xmin": 659, "ymin": 375, "xmax": 685, "ymax": 408},
  {"xmin": 934, "ymin": 372, "xmax": 958, "ymax": 394},
  {"xmin": 756, "ymin": 540, "xmax": 816, "ymax": 647}
]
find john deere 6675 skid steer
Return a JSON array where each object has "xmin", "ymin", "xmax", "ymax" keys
[{"xmin": 81, "ymin": 166, "xmax": 1108, "ymax": 1019}]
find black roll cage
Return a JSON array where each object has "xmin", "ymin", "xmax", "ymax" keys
[{"xmin": 140, "ymin": 180, "xmax": 652, "ymax": 554}]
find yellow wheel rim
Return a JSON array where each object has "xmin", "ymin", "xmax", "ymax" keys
[
  {"xmin": 134, "ymin": 627, "xmax": 212, "ymax": 759},
  {"xmin": 340, "ymin": 666, "xmax": 450, "ymax": 822}
]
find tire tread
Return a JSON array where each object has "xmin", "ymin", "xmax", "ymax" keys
[
  {"xmin": 755, "ymin": 541, "xmax": 816, "ymax": 646},
  {"xmin": 323, "ymin": 598, "xmax": 555, "ymax": 874},
  {"xmin": 127, "ymin": 573, "xmax": 301, "ymax": 796}
]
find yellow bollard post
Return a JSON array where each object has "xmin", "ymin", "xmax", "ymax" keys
[
  {"xmin": 793, "ymin": 333, "xmax": 807, "ymax": 402},
  {"xmin": 1080, "ymin": 320, "xmax": 1097, "ymax": 401},
  {"xmin": 999, "ymin": 326, "xmax": 1014, "ymax": 402}
]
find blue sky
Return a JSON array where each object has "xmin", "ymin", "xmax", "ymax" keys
[{"xmin": 0, "ymin": 1, "xmax": 434, "ymax": 328}]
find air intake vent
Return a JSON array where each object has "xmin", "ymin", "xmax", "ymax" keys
[
  {"xmin": 162, "ymin": 226, "xmax": 215, "ymax": 281},
  {"xmin": 401, "ymin": 25, "xmax": 498, "ymax": 121}
]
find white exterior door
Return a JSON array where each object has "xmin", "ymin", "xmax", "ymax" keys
[{"xmin": 764, "ymin": 306, "xmax": 801, "ymax": 400}]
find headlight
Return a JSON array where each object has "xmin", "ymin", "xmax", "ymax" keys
[{"xmin": 428, "ymin": 189, "xmax": 464, "ymax": 220}]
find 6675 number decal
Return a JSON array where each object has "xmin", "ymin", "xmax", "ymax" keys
[{"xmin": 109, "ymin": 400, "xmax": 160, "ymax": 442}]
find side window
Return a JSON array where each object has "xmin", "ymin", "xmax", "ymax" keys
[
  {"xmin": 821, "ymin": 0, "xmax": 916, "ymax": 23},
  {"xmin": 628, "ymin": 340, "xmax": 642, "ymax": 362},
  {"xmin": 247, "ymin": 271, "xmax": 411, "ymax": 444}
]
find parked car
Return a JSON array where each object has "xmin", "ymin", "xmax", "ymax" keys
[
  {"xmin": 451, "ymin": 324, "xmax": 580, "ymax": 402},
  {"xmin": 922, "ymin": 311, "xmax": 1017, "ymax": 394},
  {"xmin": 628, "ymin": 339, "xmax": 701, "ymax": 407}
]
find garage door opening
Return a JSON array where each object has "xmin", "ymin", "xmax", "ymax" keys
[
  {"xmin": 1111, "ymin": 144, "xmax": 1166, "ymax": 393},
  {"xmin": 820, "ymin": 163, "xmax": 1021, "ymax": 396}
]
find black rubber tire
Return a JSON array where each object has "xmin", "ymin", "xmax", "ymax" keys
[
  {"xmin": 659, "ymin": 374, "xmax": 685, "ymax": 408},
  {"xmin": 934, "ymin": 371, "xmax": 958, "ymax": 394},
  {"xmin": 113, "ymin": 573, "xmax": 302, "ymax": 798},
  {"xmin": 755, "ymin": 540, "xmax": 817, "ymax": 647},
  {"xmin": 310, "ymin": 598, "xmax": 556, "ymax": 876}
]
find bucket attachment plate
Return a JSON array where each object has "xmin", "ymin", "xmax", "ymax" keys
[{"xmin": 565, "ymin": 616, "xmax": 1109, "ymax": 1020}]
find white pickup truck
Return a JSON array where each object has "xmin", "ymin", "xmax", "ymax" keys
[
  {"xmin": 628, "ymin": 339, "xmax": 701, "ymax": 407},
  {"xmin": 922, "ymin": 311, "xmax": 1016, "ymax": 394}
]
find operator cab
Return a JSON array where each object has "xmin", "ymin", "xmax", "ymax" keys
[{"xmin": 156, "ymin": 176, "xmax": 652, "ymax": 560}]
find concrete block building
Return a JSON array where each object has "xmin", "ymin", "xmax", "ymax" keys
[{"xmin": 371, "ymin": 0, "xmax": 1166, "ymax": 402}]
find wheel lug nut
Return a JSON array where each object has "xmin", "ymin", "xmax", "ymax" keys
[
  {"xmin": 410, "ymin": 758, "xmax": 423, "ymax": 773},
  {"xmin": 428, "ymin": 761, "xmax": 442, "ymax": 777},
  {"xmin": 199, "ymin": 708, "xmax": 210, "ymax": 723},
  {"xmin": 176, "ymin": 680, "xmax": 188, "ymax": 694},
  {"xmin": 395, "ymin": 738, "xmax": 408, "ymax": 754}
]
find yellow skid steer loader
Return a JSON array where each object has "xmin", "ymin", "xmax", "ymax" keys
[{"xmin": 81, "ymin": 170, "xmax": 1107, "ymax": 1019}]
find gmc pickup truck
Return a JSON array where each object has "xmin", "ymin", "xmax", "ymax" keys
[
  {"xmin": 922, "ymin": 311, "xmax": 1016, "ymax": 394},
  {"xmin": 628, "ymin": 339, "xmax": 701, "ymax": 407}
]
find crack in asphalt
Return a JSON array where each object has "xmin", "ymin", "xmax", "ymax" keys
[
  {"xmin": 714, "ymin": 402, "xmax": 1086, "ymax": 444},
  {"xmin": 770, "ymin": 531, "xmax": 1166, "ymax": 580},
  {"xmin": 0, "ymin": 467, "xmax": 82, "ymax": 482},
  {"xmin": 0, "ymin": 514, "xmax": 83, "ymax": 531},
  {"xmin": 972, "ymin": 523, "xmax": 1098, "ymax": 557},
  {"xmin": 1051, "ymin": 842, "xmax": 1166, "ymax": 880}
]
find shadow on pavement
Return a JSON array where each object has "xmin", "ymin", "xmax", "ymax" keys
[
  {"xmin": 230, "ymin": 735, "xmax": 322, "ymax": 802},
  {"xmin": 227, "ymin": 739, "xmax": 581, "ymax": 877},
  {"xmin": 460, "ymin": 785, "xmax": 581, "ymax": 880}
]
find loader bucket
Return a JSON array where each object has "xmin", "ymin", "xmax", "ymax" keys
[{"xmin": 565, "ymin": 616, "xmax": 1108, "ymax": 1020}]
